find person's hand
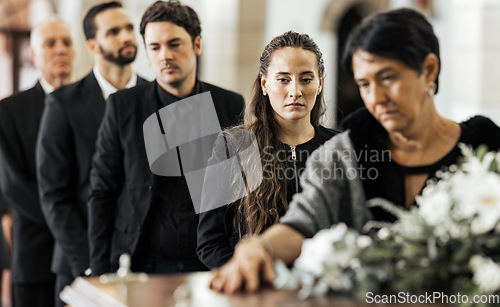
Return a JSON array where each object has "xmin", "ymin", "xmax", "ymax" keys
[{"xmin": 209, "ymin": 237, "xmax": 276, "ymax": 294}]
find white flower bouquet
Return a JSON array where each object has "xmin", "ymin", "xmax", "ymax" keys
[{"xmin": 275, "ymin": 144, "xmax": 500, "ymax": 306}]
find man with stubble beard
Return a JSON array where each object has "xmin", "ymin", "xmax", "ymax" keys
[
  {"xmin": 36, "ymin": 2, "xmax": 147, "ymax": 306},
  {"xmin": 87, "ymin": 0, "xmax": 244, "ymax": 277}
]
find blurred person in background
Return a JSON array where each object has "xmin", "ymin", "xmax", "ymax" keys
[
  {"xmin": 36, "ymin": 2, "xmax": 147, "ymax": 306},
  {"xmin": 0, "ymin": 18, "xmax": 74, "ymax": 307}
]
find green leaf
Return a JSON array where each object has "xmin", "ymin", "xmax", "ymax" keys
[{"xmin": 476, "ymin": 144, "xmax": 489, "ymax": 161}]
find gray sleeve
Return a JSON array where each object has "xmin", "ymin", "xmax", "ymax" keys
[{"xmin": 279, "ymin": 132, "xmax": 372, "ymax": 238}]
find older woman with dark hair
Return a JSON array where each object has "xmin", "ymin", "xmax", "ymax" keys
[{"xmin": 209, "ymin": 8, "xmax": 500, "ymax": 294}]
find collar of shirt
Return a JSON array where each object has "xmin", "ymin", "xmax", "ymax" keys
[
  {"xmin": 156, "ymin": 79, "xmax": 201, "ymax": 107},
  {"xmin": 93, "ymin": 66, "xmax": 138, "ymax": 100},
  {"xmin": 39, "ymin": 78, "xmax": 55, "ymax": 94}
]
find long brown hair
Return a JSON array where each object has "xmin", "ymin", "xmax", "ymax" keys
[{"xmin": 235, "ymin": 31, "xmax": 326, "ymax": 236}]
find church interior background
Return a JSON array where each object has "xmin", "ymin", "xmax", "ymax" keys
[{"xmin": 1, "ymin": 0, "xmax": 499, "ymax": 128}]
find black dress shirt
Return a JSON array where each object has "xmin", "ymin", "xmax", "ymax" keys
[{"xmin": 134, "ymin": 82, "xmax": 204, "ymax": 263}]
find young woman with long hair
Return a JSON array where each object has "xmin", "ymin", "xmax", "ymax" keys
[{"xmin": 197, "ymin": 31, "xmax": 338, "ymax": 269}]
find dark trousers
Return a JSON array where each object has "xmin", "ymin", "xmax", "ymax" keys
[
  {"xmin": 55, "ymin": 274, "xmax": 74, "ymax": 307},
  {"xmin": 12, "ymin": 280, "xmax": 55, "ymax": 307}
]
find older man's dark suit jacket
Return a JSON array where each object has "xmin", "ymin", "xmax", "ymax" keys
[
  {"xmin": 88, "ymin": 80, "xmax": 244, "ymax": 275},
  {"xmin": 36, "ymin": 72, "xmax": 148, "ymax": 278},
  {"xmin": 0, "ymin": 82, "xmax": 54, "ymax": 284}
]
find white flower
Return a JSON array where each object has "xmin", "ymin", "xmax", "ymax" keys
[
  {"xmin": 482, "ymin": 152, "xmax": 496, "ymax": 170},
  {"xmin": 324, "ymin": 246, "xmax": 358, "ymax": 269},
  {"xmin": 377, "ymin": 228, "xmax": 390, "ymax": 240},
  {"xmin": 462, "ymin": 156, "xmax": 490, "ymax": 175},
  {"xmin": 464, "ymin": 173, "xmax": 500, "ymax": 234},
  {"xmin": 356, "ymin": 236, "xmax": 372, "ymax": 249},
  {"xmin": 295, "ymin": 223, "xmax": 348, "ymax": 276},
  {"xmin": 439, "ymin": 220, "xmax": 466, "ymax": 239},
  {"xmin": 469, "ymin": 255, "xmax": 484, "ymax": 271},
  {"xmin": 326, "ymin": 223, "xmax": 348, "ymax": 242},
  {"xmin": 417, "ymin": 189, "xmax": 451, "ymax": 226},
  {"xmin": 450, "ymin": 170, "xmax": 500, "ymax": 227},
  {"xmin": 295, "ymin": 236, "xmax": 332, "ymax": 276},
  {"xmin": 471, "ymin": 256, "xmax": 500, "ymax": 293},
  {"xmin": 450, "ymin": 172, "xmax": 479, "ymax": 219}
]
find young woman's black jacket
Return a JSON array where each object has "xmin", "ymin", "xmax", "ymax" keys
[{"xmin": 197, "ymin": 126, "xmax": 338, "ymax": 269}]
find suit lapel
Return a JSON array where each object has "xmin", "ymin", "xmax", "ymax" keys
[
  {"xmin": 25, "ymin": 82, "xmax": 46, "ymax": 159},
  {"xmin": 143, "ymin": 81, "xmax": 160, "ymax": 117},
  {"xmin": 142, "ymin": 81, "xmax": 162, "ymax": 190},
  {"xmin": 32, "ymin": 82, "xmax": 46, "ymax": 124},
  {"xmin": 82, "ymin": 72, "xmax": 106, "ymax": 127},
  {"xmin": 137, "ymin": 75, "xmax": 149, "ymax": 85},
  {"xmin": 85, "ymin": 73, "xmax": 149, "ymax": 126}
]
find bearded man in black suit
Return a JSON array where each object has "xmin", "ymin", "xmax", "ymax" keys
[
  {"xmin": 35, "ymin": 2, "xmax": 148, "ymax": 306},
  {"xmin": 88, "ymin": 0, "xmax": 244, "ymax": 277},
  {"xmin": 0, "ymin": 18, "xmax": 74, "ymax": 307}
]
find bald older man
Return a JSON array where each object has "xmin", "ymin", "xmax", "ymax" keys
[{"xmin": 0, "ymin": 18, "xmax": 74, "ymax": 307}]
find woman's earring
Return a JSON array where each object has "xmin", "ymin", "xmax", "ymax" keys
[
  {"xmin": 427, "ymin": 82, "xmax": 436, "ymax": 97},
  {"xmin": 263, "ymin": 90, "xmax": 267, "ymax": 96}
]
